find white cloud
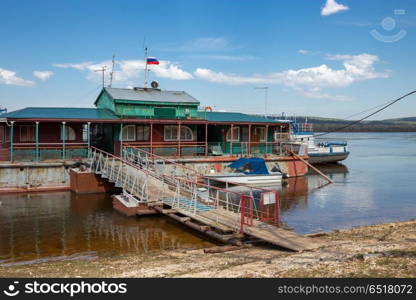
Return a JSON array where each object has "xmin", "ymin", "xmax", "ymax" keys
[
  {"xmin": 0, "ymin": 68, "xmax": 35, "ymax": 86},
  {"xmin": 33, "ymin": 70, "xmax": 54, "ymax": 81},
  {"xmin": 53, "ymin": 59, "xmax": 193, "ymax": 85},
  {"xmin": 194, "ymin": 53, "xmax": 388, "ymax": 100},
  {"xmin": 321, "ymin": 0, "xmax": 349, "ymax": 16},
  {"xmin": 194, "ymin": 68, "xmax": 269, "ymax": 85},
  {"xmin": 298, "ymin": 49, "xmax": 322, "ymax": 56},
  {"xmin": 299, "ymin": 87, "xmax": 352, "ymax": 102},
  {"xmin": 52, "ymin": 62, "xmax": 94, "ymax": 70},
  {"xmin": 298, "ymin": 49, "xmax": 311, "ymax": 55}
]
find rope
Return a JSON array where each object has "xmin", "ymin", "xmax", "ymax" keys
[{"xmin": 315, "ymin": 90, "xmax": 416, "ymax": 137}]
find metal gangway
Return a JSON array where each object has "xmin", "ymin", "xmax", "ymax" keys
[{"xmin": 88, "ymin": 146, "xmax": 321, "ymax": 251}]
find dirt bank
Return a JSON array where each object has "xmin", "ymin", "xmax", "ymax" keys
[{"xmin": 1, "ymin": 219, "xmax": 415, "ymax": 278}]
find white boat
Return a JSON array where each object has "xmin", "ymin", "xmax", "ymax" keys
[
  {"xmin": 207, "ymin": 173, "xmax": 282, "ymax": 185},
  {"xmin": 290, "ymin": 122, "xmax": 350, "ymax": 164},
  {"xmin": 205, "ymin": 157, "xmax": 283, "ymax": 186}
]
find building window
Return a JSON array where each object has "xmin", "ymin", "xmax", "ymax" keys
[
  {"xmin": 254, "ymin": 127, "xmax": 267, "ymax": 142},
  {"xmin": 20, "ymin": 125, "xmax": 36, "ymax": 142},
  {"xmin": 136, "ymin": 125, "xmax": 150, "ymax": 141},
  {"xmin": 180, "ymin": 126, "xmax": 193, "ymax": 141},
  {"xmin": 122, "ymin": 125, "xmax": 136, "ymax": 141},
  {"xmin": 82, "ymin": 124, "xmax": 89, "ymax": 142},
  {"xmin": 61, "ymin": 126, "xmax": 76, "ymax": 141},
  {"xmin": 226, "ymin": 127, "xmax": 240, "ymax": 142},
  {"xmin": 164, "ymin": 125, "xmax": 194, "ymax": 141}
]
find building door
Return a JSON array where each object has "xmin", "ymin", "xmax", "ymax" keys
[{"xmin": 91, "ymin": 123, "xmax": 114, "ymax": 153}]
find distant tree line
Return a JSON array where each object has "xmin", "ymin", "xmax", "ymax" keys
[{"xmin": 291, "ymin": 116, "xmax": 416, "ymax": 132}]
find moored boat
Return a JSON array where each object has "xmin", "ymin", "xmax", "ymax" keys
[
  {"xmin": 290, "ymin": 122, "xmax": 350, "ymax": 164},
  {"xmin": 205, "ymin": 157, "xmax": 283, "ymax": 186}
]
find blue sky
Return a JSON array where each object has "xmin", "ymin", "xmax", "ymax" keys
[{"xmin": 1, "ymin": 0, "xmax": 416, "ymax": 119}]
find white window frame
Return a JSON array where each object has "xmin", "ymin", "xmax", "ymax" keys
[
  {"xmin": 226, "ymin": 127, "xmax": 240, "ymax": 142},
  {"xmin": 254, "ymin": 127, "xmax": 267, "ymax": 142},
  {"xmin": 164, "ymin": 125, "xmax": 194, "ymax": 141},
  {"xmin": 180, "ymin": 126, "xmax": 193, "ymax": 141},
  {"xmin": 136, "ymin": 125, "xmax": 150, "ymax": 141},
  {"xmin": 122, "ymin": 125, "xmax": 136, "ymax": 141},
  {"xmin": 82, "ymin": 124, "xmax": 88, "ymax": 142},
  {"xmin": 20, "ymin": 125, "xmax": 36, "ymax": 142}
]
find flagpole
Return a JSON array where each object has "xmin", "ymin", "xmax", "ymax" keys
[{"xmin": 144, "ymin": 47, "xmax": 148, "ymax": 88}]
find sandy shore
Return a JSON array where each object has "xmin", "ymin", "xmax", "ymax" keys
[{"xmin": 1, "ymin": 219, "xmax": 415, "ymax": 278}]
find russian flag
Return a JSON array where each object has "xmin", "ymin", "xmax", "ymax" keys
[{"xmin": 146, "ymin": 57, "xmax": 159, "ymax": 65}]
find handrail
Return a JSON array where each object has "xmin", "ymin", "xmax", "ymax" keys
[
  {"xmin": 124, "ymin": 145, "xmax": 277, "ymax": 193},
  {"xmin": 91, "ymin": 146, "xmax": 253, "ymax": 198},
  {"xmin": 90, "ymin": 146, "xmax": 281, "ymax": 230}
]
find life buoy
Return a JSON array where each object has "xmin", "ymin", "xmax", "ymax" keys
[{"xmin": 204, "ymin": 106, "xmax": 213, "ymax": 112}]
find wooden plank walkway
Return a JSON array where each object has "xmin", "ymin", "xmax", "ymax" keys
[{"xmin": 199, "ymin": 208, "xmax": 323, "ymax": 251}]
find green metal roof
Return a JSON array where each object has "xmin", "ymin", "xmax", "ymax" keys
[
  {"xmin": 101, "ymin": 87, "xmax": 200, "ymax": 105},
  {"xmin": 0, "ymin": 107, "xmax": 289, "ymax": 124},
  {"xmin": 200, "ymin": 111, "xmax": 289, "ymax": 123},
  {"xmin": 0, "ymin": 107, "xmax": 119, "ymax": 120}
]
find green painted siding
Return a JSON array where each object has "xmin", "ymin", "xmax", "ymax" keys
[
  {"xmin": 154, "ymin": 107, "xmax": 176, "ymax": 119},
  {"xmin": 115, "ymin": 103, "xmax": 154, "ymax": 118},
  {"xmin": 95, "ymin": 90, "xmax": 200, "ymax": 119},
  {"xmin": 113, "ymin": 103, "xmax": 199, "ymax": 119},
  {"xmin": 95, "ymin": 92, "xmax": 116, "ymax": 112}
]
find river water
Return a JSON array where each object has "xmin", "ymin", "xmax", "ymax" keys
[{"xmin": 0, "ymin": 132, "xmax": 415, "ymax": 264}]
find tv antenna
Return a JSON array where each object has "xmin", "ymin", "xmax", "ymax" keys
[
  {"xmin": 94, "ymin": 66, "xmax": 107, "ymax": 88},
  {"xmin": 109, "ymin": 54, "xmax": 116, "ymax": 87},
  {"xmin": 255, "ymin": 86, "xmax": 269, "ymax": 117}
]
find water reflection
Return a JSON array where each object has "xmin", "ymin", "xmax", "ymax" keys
[
  {"xmin": 0, "ymin": 192, "xmax": 213, "ymax": 264},
  {"xmin": 1, "ymin": 133, "xmax": 416, "ymax": 262},
  {"xmin": 279, "ymin": 163, "xmax": 349, "ymax": 212}
]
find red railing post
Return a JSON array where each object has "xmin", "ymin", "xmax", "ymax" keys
[
  {"xmin": 240, "ymin": 195, "xmax": 245, "ymax": 233},
  {"xmin": 274, "ymin": 191, "xmax": 280, "ymax": 224}
]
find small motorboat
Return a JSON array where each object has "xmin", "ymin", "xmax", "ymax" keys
[{"xmin": 205, "ymin": 157, "xmax": 283, "ymax": 186}]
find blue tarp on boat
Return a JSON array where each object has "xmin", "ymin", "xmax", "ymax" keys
[{"xmin": 228, "ymin": 158, "xmax": 269, "ymax": 175}]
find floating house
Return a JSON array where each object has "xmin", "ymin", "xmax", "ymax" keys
[{"xmin": 0, "ymin": 87, "xmax": 308, "ymax": 191}]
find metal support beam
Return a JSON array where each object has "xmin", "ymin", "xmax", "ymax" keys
[
  {"xmin": 150, "ymin": 123, "xmax": 153, "ymax": 154},
  {"xmin": 230, "ymin": 124, "xmax": 233, "ymax": 155},
  {"xmin": 178, "ymin": 123, "xmax": 181, "ymax": 157},
  {"xmin": 62, "ymin": 122, "xmax": 66, "ymax": 160},
  {"xmin": 119, "ymin": 123, "xmax": 123, "ymax": 158},
  {"xmin": 205, "ymin": 122, "xmax": 208, "ymax": 157},
  {"xmin": 248, "ymin": 124, "xmax": 251, "ymax": 156},
  {"xmin": 35, "ymin": 121, "xmax": 39, "ymax": 162},
  {"xmin": 87, "ymin": 122, "xmax": 91, "ymax": 157},
  {"xmin": 265, "ymin": 125, "xmax": 269, "ymax": 154},
  {"xmin": 10, "ymin": 121, "xmax": 14, "ymax": 162}
]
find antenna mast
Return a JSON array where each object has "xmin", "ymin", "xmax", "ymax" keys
[
  {"xmin": 254, "ymin": 86, "xmax": 269, "ymax": 117},
  {"xmin": 109, "ymin": 54, "xmax": 115, "ymax": 87},
  {"xmin": 94, "ymin": 66, "xmax": 107, "ymax": 88},
  {"xmin": 144, "ymin": 47, "xmax": 148, "ymax": 88}
]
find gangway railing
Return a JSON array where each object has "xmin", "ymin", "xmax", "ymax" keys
[
  {"xmin": 89, "ymin": 146, "xmax": 279, "ymax": 233},
  {"xmin": 123, "ymin": 146, "xmax": 280, "ymax": 228}
]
